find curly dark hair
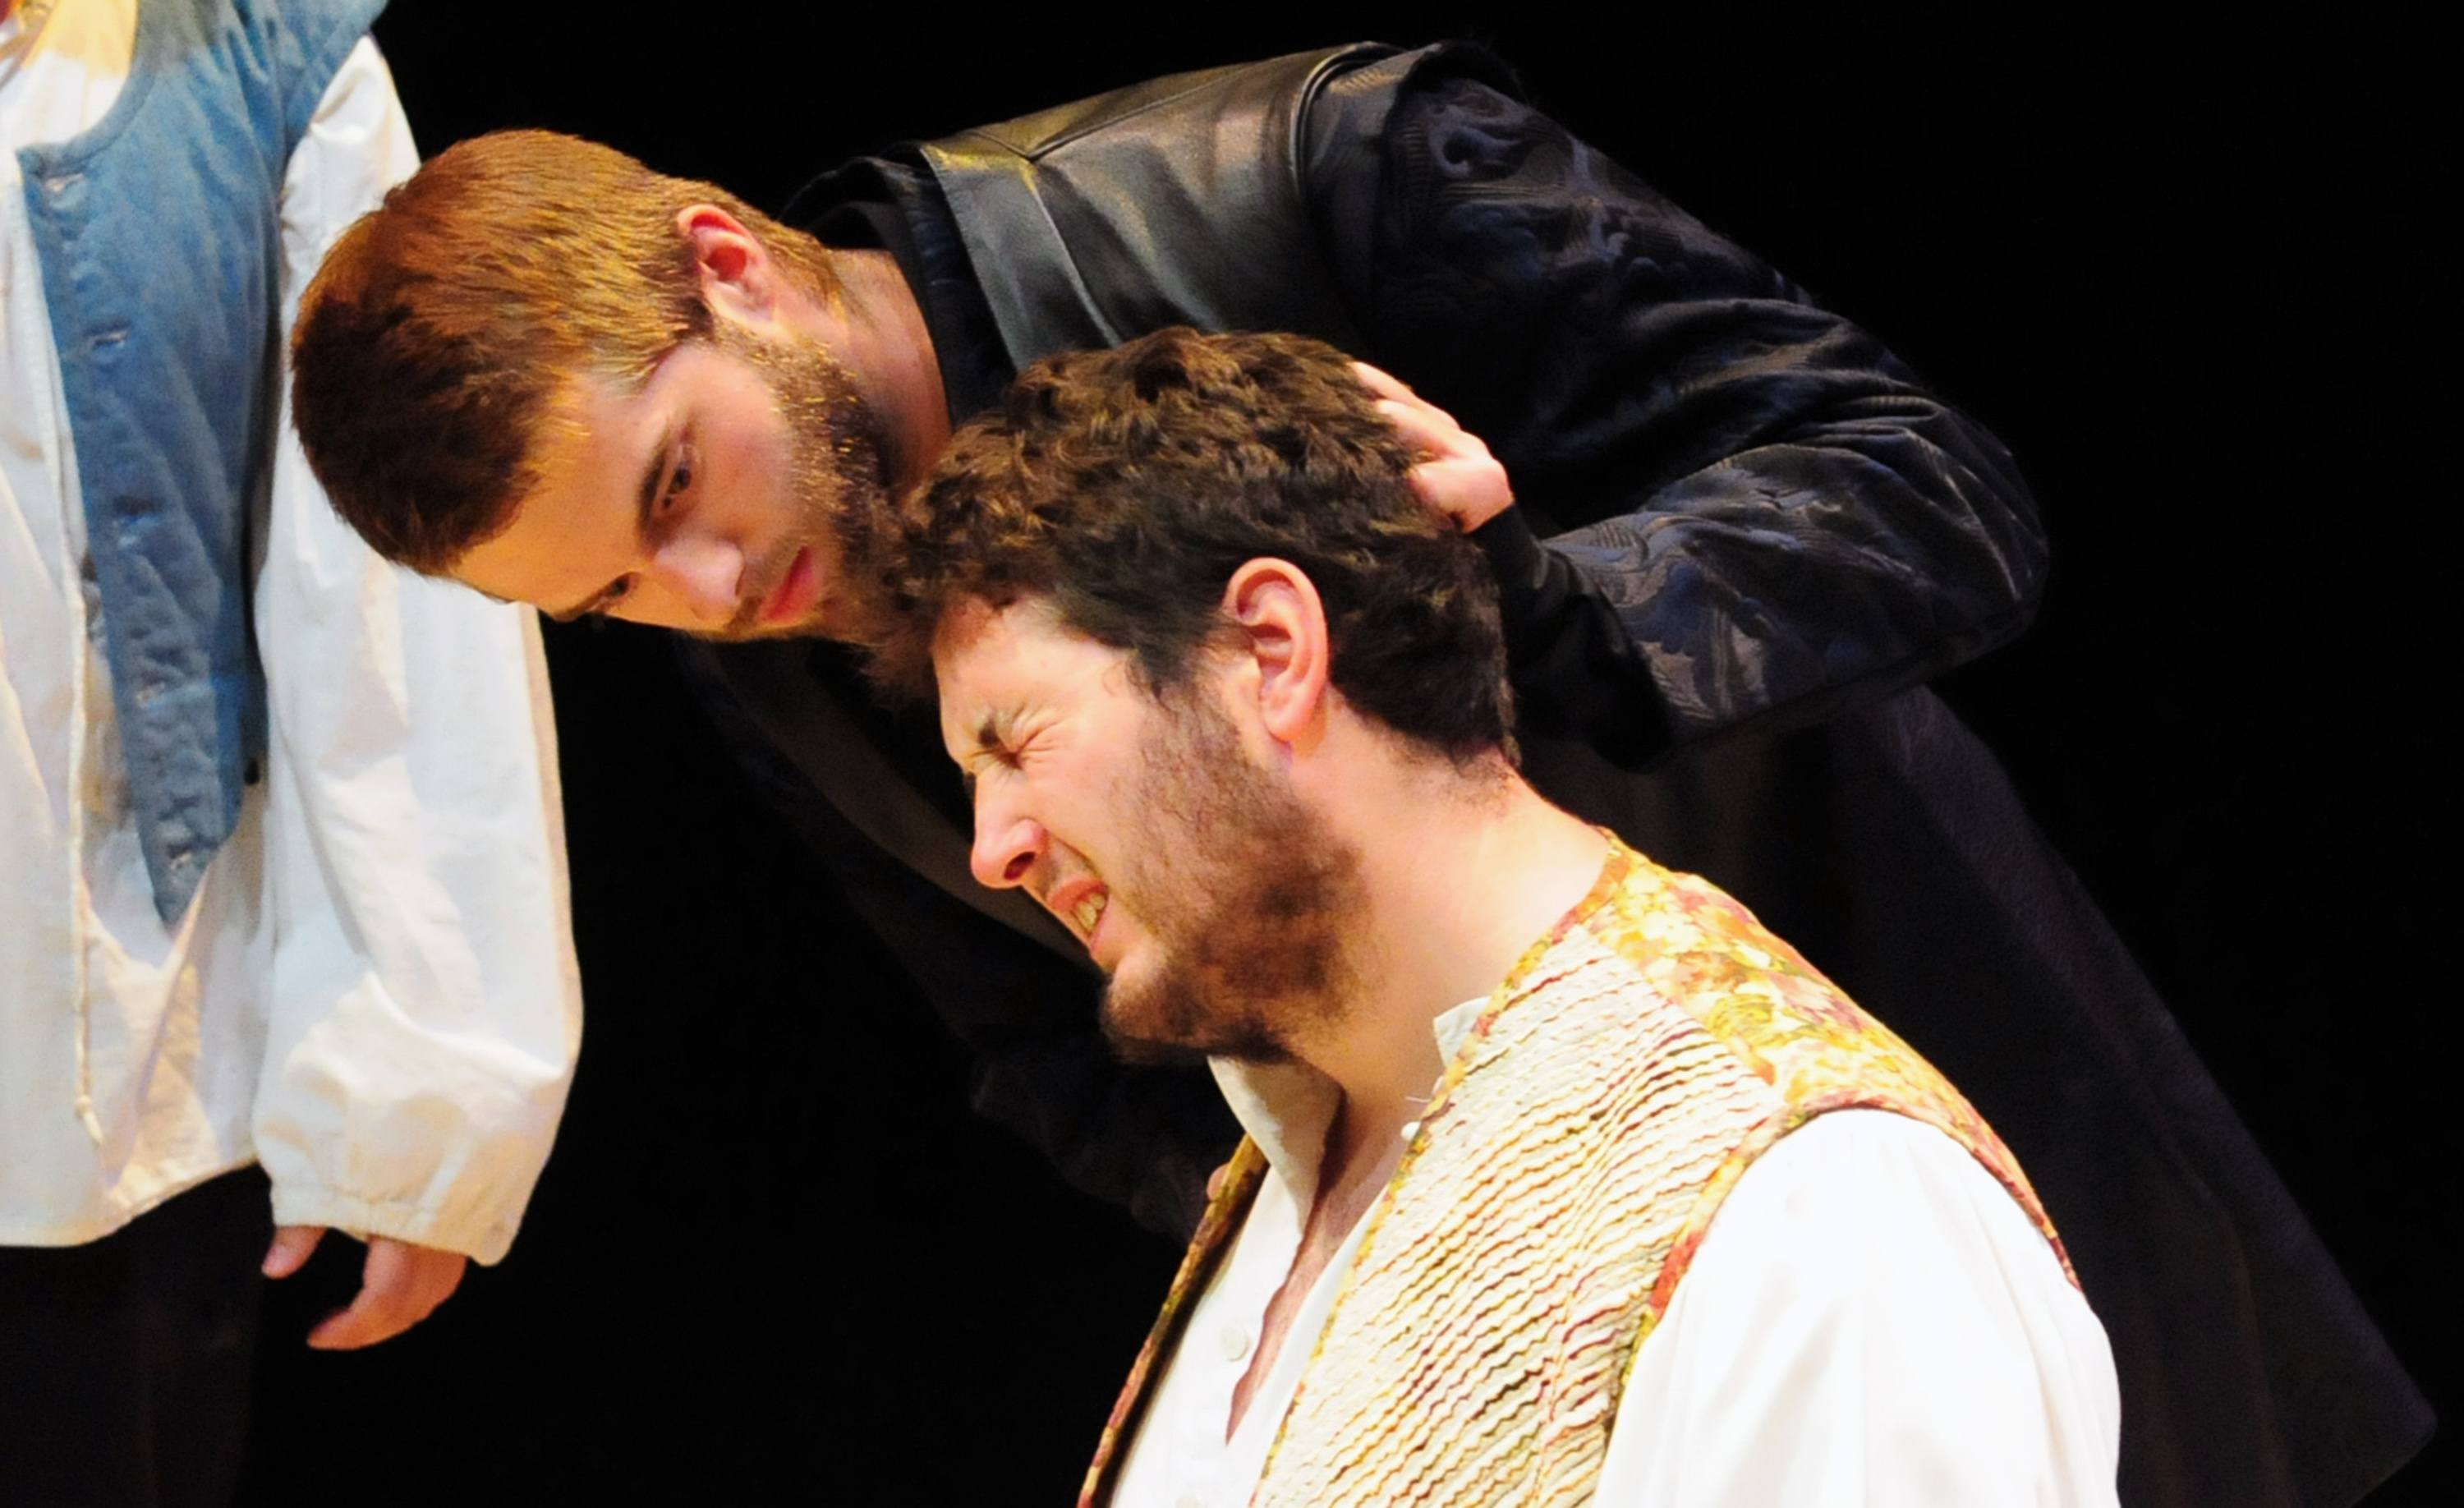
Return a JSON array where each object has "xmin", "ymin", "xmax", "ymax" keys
[{"xmin": 867, "ymin": 327, "xmax": 1514, "ymax": 764}]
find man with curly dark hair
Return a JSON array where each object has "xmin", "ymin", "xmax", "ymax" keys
[
  {"xmin": 881, "ymin": 326, "xmax": 2119, "ymax": 1505},
  {"xmin": 870, "ymin": 329, "xmax": 1509, "ymax": 759}
]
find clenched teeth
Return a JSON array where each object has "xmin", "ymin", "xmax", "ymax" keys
[{"xmin": 1073, "ymin": 893, "xmax": 1107, "ymax": 935}]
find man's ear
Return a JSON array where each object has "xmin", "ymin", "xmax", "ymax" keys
[
  {"xmin": 1221, "ymin": 559, "xmax": 1331, "ymax": 749},
  {"xmin": 676, "ymin": 205, "xmax": 778, "ymax": 326}
]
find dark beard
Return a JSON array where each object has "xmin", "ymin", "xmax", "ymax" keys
[{"xmin": 1100, "ymin": 687, "xmax": 1364, "ymax": 1066}]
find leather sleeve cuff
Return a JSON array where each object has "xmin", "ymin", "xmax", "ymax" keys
[{"xmin": 1472, "ymin": 507, "xmax": 1551, "ymax": 619}]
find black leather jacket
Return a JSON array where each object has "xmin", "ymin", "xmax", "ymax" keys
[
  {"xmin": 683, "ymin": 43, "xmax": 2428, "ymax": 1508},
  {"xmin": 908, "ymin": 43, "xmax": 2049, "ymax": 757}
]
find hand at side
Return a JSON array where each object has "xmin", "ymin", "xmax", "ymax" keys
[{"xmin": 262, "ymin": 1225, "xmax": 468, "ymax": 1349}]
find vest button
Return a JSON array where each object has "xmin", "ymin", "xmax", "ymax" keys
[{"xmin": 1215, "ymin": 1322, "xmax": 1251, "ymax": 1363}]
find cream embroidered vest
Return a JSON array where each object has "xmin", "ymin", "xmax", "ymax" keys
[{"xmin": 1079, "ymin": 841, "xmax": 2072, "ymax": 1508}]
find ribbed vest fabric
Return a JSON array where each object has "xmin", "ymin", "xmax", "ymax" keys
[
  {"xmin": 1081, "ymin": 841, "xmax": 2072, "ymax": 1507},
  {"xmin": 16, "ymin": 0, "xmax": 383, "ymax": 921}
]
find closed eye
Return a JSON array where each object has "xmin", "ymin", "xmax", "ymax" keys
[
  {"xmin": 547, "ymin": 573, "xmax": 637, "ymax": 623},
  {"xmin": 967, "ymin": 746, "xmax": 1023, "ymax": 782}
]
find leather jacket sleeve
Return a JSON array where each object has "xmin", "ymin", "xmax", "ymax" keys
[{"xmin": 1330, "ymin": 71, "xmax": 2048, "ymax": 765}]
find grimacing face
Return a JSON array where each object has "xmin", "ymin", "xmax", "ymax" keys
[
  {"xmin": 452, "ymin": 320, "xmax": 888, "ymax": 641},
  {"xmin": 935, "ymin": 596, "xmax": 1363, "ymax": 1063}
]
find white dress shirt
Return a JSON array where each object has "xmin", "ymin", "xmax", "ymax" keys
[
  {"xmin": 1112, "ymin": 999, "xmax": 2122, "ymax": 1507},
  {"xmin": 0, "ymin": 0, "xmax": 581, "ymax": 1263}
]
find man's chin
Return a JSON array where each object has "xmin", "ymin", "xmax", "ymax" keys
[
  {"xmin": 1096, "ymin": 987, "xmax": 1194, "ymax": 1066},
  {"xmin": 692, "ymin": 601, "xmax": 849, "ymax": 645},
  {"xmin": 1099, "ymin": 982, "xmax": 1295, "ymax": 1068},
  {"xmin": 1101, "ymin": 1028, "xmax": 1296, "ymax": 1071},
  {"xmin": 1101, "ymin": 1031, "xmax": 1214, "ymax": 1070}
]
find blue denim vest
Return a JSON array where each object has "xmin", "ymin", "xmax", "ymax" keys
[{"xmin": 16, "ymin": 0, "xmax": 384, "ymax": 921}]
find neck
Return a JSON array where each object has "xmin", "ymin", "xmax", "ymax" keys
[
  {"xmin": 808, "ymin": 248, "xmax": 950, "ymax": 494},
  {"xmin": 1294, "ymin": 747, "xmax": 1610, "ymax": 1179}
]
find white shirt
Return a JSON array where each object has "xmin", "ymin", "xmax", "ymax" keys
[
  {"xmin": 0, "ymin": 0, "xmax": 580, "ymax": 1263},
  {"xmin": 1113, "ymin": 1000, "xmax": 2122, "ymax": 1507}
]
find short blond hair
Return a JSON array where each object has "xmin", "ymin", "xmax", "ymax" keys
[{"xmin": 290, "ymin": 129, "xmax": 837, "ymax": 572}]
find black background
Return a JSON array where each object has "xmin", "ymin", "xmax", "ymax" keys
[{"xmin": 239, "ymin": 3, "xmax": 2450, "ymax": 1501}]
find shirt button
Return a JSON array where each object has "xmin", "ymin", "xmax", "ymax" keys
[{"xmin": 1216, "ymin": 1323, "xmax": 1252, "ymax": 1363}]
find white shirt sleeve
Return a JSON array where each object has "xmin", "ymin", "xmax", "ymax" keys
[
  {"xmin": 251, "ymin": 38, "xmax": 582, "ymax": 1265},
  {"xmin": 1600, "ymin": 1110, "xmax": 2122, "ymax": 1507}
]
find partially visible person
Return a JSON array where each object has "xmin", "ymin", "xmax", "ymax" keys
[
  {"xmin": 0, "ymin": 3, "xmax": 579, "ymax": 1505},
  {"xmin": 884, "ymin": 325, "xmax": 2121, "ymax": 1506}
]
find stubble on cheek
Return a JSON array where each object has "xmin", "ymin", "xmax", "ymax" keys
[
  {"xmin": 709, "ymin": 321, "xmax": 893, "ymax": 643},
  {"xmin": 1095, "ymin": 697, "xmax": 1363, "ymax": 1066}
]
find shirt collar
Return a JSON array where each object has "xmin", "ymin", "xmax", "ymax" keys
[
  {"xmin": 1207, "ymin": 994, "xmax": 1489, "ymax": 1211},
  {"xmin": 783, "ymin": 154, "xmax": 1015, "ymax": 425}
]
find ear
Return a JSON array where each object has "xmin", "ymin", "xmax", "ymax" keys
[
  {"xmin": 1221, "ymin": 559, "xmax": 1331, "ymax": 750},
  {"xmin": 676, "ymin": 205, "xmax": 779, "ymax": 327}
]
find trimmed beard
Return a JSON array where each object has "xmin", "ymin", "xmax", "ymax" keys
[
  {"xmin": 1099, "ymin": 683, "xmax": 1365, "ymax": 1066},
  {"xmin": 705, "ymin": 318, "xmax": 889, "ymax": 641}
]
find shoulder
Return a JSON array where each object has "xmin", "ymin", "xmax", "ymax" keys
[
  {"xmin": 1607, "ymin": 1111, "xmax": 2120, "ymax": 1506},
  {"xmin": 228, "ymin": 0, "xmax": 387, "ymax": 138},
  {"xmin": 1299, "ymin": 39, "xmax": 1524, "ymax": 165},
  {"xmin": 1701, "ymin": 1109, "xmax": 2067, "ymax": 1274}
]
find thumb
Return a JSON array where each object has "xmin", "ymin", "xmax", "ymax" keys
[{"xmin": 263, "ymin": 1225, "xmax": 325, "ymax": 1279}]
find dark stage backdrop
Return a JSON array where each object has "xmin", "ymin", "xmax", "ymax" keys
[{"xmin": 239, "ymin": 4, "xmax": 2449, "ymax": 1501}]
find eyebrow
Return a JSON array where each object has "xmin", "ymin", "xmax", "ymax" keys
[{"xmin": 545, "ymin": 421, "xmax": 678, "ymax": 623}]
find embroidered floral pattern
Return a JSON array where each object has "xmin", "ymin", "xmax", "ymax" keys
[{"xmin": 1079, "ymin": 839, "xmax": 2066, "ymax": 1507}]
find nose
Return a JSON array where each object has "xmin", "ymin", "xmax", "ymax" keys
[
  {"xmin": 646, "ymin": 531, "xmax": 746, "ymax": 628},
  {"xmin": 970, "ymin": 804, "xmax": 1046, "ymax": 891}
]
